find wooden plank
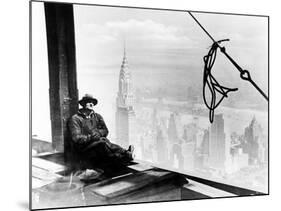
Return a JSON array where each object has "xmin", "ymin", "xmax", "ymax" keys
[
  {"xmin": 85, "ymin": 169, "xmax": 177, "ymax": 198},
  {"xmin": 33, "ymin": 151, "xmax": 58, "ymax": 157},
  {"xmin": 84, "ymin": 176, "xmax": 183, "ymax": 206},
  {"xmin": 127, "ymin": 162, "xmax": 153, "ymax": 172},
  {"xmin": 32, "ymin": 177, "xmax": 55, "ymax": 189},
  {"xmin": 183, "ymin": 179, "xmax": 237, "ymax": 198},
  {"xmin": 32, "ymin": 157, "xmax": 66, "ymax": 173},
  {"xmin": 32, "ymin": 166, "xmax": 62, "ymax": 181},
  {"xmin": 35, "ymin": 152, "xmax": 65, "ymax": 165}
]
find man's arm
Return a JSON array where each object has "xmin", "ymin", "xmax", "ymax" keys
[
  {"xmin": 68, "ymin": 116, "xmax": 92, "ymax": 144},
  {"xmin": 95, "ymin": 113, "xmax": 109, "ymax": 137}
]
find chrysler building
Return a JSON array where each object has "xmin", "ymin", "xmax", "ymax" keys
[{"xmin": 115, "ymin": 46, "xmax": 136, "ymax": 148}]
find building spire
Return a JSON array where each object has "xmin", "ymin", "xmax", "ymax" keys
[
  {"xmin": 122, "ymin": 39, "xmax": 127, "ymax": 65},
  {"xmin": 117, "ymin": 41, "xmax": 133, "ymax": 108},
  {"xmin": 123, "ymin": 40, "xmax": 126, "ymax": 58},
  {"xmin": 115, "ymin": 39, "xmax": 136, "ymax": 147}
]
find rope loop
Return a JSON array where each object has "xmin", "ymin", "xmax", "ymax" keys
[{"xmin": 203, "ymin": 40, "xmax": 238, "ymax": 123}]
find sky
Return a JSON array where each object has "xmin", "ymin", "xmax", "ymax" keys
[{"xmin": 74, "ymin": 4, "xmax": 268, "ymax": 93}]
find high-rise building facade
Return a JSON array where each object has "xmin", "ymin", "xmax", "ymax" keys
[
  {"xmin": 115, "ymin": 46, "xmax": 136, "ymax": 148},
  {"xmin": 208, "ymin": 114, "xmax": 226, "ymax": 170},
  {"xmin": 243, "ymin": 117, "xmax": 264, "ymax": 165},
  {"xmin": 155, "ymin": 126, "xmax": 169, "ymax": 164},
  {"xmin": 168, "ymin": 113, "xmax": 182, "ymax": 144}
]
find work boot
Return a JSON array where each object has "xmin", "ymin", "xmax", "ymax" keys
[
  {"xmin": 127, "ymin": 145, "xmax": 135, "ymax": 160},
  {"xmin": 128, "ymin": 145, "xmax": 134, "ymax": 153}
]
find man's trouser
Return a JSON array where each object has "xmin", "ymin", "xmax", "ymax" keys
[{"xmin": 81, "ymin": 137, "xmax": 131, "ymax": 164}]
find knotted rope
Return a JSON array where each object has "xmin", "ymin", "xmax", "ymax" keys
[
  {"xmin": 203, "ymin": 39, "xmax": 238, "ymax": 123},
  {"xmin": 187, "ymin": 11, "xmax": 268, "ymax": 123}
]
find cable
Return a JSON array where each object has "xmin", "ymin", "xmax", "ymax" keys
[
  {"xmin": 188, "ymin": 11, "xmax": 216, "ymax": 43},
  {"xmin": 219, "ymin": 47, "xmax": 269, "ymax": 101}
]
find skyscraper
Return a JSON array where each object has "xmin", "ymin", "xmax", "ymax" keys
[
  {"xmin": 115, "ymin": 45, "xmax": 136, "ymax": 148},
  {"xmin": 201, "ymin": 129, "xmax": 210, "ymax": 167},
  {"xmin": 155, "ymin": 126, "xmax": 169, "ymax": 164},
  {"xmin": 167, "ymin": 113, "xmax": 181, "ymax": 144},
  {"xmin": 243, "ymin": 116, "xmax": 264, "ymax": 165},
  {"xmin": 208, "ymin": 114, "xmax": 226, "ymax": 170},
  {"xmin": 170, "ymin": 143, "xmax": 184, "ymax": 169},
  {"xmin": 182, "ymin": 141, "xmax": 196, "ymax": 171}
]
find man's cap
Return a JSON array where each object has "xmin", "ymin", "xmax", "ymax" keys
[{"xmin": 78, "ymin": 94, "xmax": 98, "ymax": 106}]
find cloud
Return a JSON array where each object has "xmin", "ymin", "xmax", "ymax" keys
[{"xmin": 81, "ymin": 19, "xmax": 193, "ymax": 45}]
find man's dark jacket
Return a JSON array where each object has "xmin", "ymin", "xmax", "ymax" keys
[
  {"xmin": 68, "ymin": 108, "xmax": 131, "ymax": 166},
  {"xmin": 68, "ymin": 109, "xmax": 109, "ymax": 151}
]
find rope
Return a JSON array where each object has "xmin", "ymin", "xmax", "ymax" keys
[
  {"xmin": 187, "ymin": 11, "xmax": 268, "ymax": 123},
  {"xmin": 203, "ymin": 40, "xmax": 238, "ymax": 123}
]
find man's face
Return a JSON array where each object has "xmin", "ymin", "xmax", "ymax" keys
[{"xmin": 85, "ymin": 102, "xmax": 95, "ymax": 111}]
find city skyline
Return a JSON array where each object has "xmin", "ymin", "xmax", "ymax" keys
[
  {"xmin": 110, "ymin": 46, "xmax": 268, "ymax": 192},
  {"xmin": 134, "ymin": 105, "xmax": 268, "ymax": 192}
]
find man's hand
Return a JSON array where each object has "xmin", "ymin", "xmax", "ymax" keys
[{"xmin": 90, "ymin": 130, "xmax": 101, "ymax": 141}]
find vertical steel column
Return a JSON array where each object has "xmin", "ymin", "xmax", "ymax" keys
[{"xmin": 44, "ymin": 3, "xmax": 78, "ymax": 152}]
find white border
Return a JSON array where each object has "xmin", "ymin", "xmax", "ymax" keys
[{"xmin": 1, "ymin": 0, "xmax": 279, "ymax": 211}]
